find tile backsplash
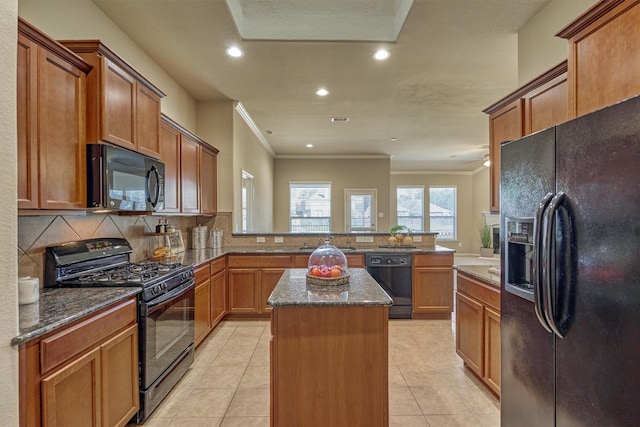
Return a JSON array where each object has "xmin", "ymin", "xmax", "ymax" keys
[{"xmin": 18, "ymin": 212, "xmax": 231, "ymax": 286}]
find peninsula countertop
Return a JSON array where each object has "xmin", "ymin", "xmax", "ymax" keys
[
  {"xmin": 454, "ymin": 264, "xmax": 501, "ymax": 287},
  {"xmin": 268, "ymin": 268, "xmax": 393, "ymax": 307}
]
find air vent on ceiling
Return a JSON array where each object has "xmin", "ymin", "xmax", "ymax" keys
[{"xmin": 331, "ymin": 117, "xmax": 350, "ymax": 122}]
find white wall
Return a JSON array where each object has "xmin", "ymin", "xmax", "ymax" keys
[
  {"xmin": 1, "ymin": 0, "xmax": 20, "ymax": 424},
  {"xmin": 273, "ymin": 158, "xmax": 391, "ymax": 233},
  {"xmin": 197, "ymin": 101, "xmax": 235, "ymax": 213},
  {"xmin": 18, "ymin": 0, "xmax": 197, "ymax": 129},
  {"xmin": 233, "ymin": 110, "xmax": 274, "ymax": 233},
  {"xmin": 518, "ymin": 0, "xmax": 598, "ymax": 84}
]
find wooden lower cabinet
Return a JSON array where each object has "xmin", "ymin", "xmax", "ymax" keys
[
  {"xmin": 210, "ymin": 258, "xmax": 227, "ymax": 328},
  {"xmin": 270, "ymin": 305, "xmax": 389, "ymax": 427},
  {"xmin": 455, "ymin": 271, "xmax": 501, "ymax": 397},
  {"xmin": 227, "ymin": 255, "xmax": 292, "ymax": 317},
  {"xmin": 21, "ymin": 297, "xmax": 139, "ymax": 427},
  {"xmin": 412, "ymin": 253, "xmax": 454, "ymax": 319},
  {"xmin": 194, "ymin": 263, "xmax": 212, "ymax": 347}
]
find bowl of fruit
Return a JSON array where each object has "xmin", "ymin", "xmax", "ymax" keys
[{"xmin": 306, "ymin": 242, "xmax": 350, "ymax": 286}]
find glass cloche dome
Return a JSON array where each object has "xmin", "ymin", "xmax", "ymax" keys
[{"xmin": 307, "ymin": 241, "xmax": 348, "ymax": 278}]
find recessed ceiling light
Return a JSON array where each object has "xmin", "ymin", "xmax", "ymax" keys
[
  {"xmin": 226, "ymin": 46, "xmax": 244, "ymax": 57},
  {"xmin": 316, "ymin": 88, "xmax": 329, "ymax": 96},
  {"xmin": 390, "ymin": 137, "xmax": 397, "ymax": 142},
  {"xmin": 306, "ymin": 144, "xmax": 314, "ymax": 148},
  {"xmin": 373, "ymin": 49, "xmax": 390, "ymax": 61}
]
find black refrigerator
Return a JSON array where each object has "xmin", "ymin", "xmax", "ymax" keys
[{"xmin": 500, "ymin": 94, "xmax": 640, "ymax": 427}]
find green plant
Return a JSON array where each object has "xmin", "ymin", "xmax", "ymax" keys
[
  {"xmin": 479, "ymin": 225, "xmax": 492, "ymax": 248},
  {"xmin": 389, "ymin": 224, "xmax": 408, "ymax": 235}
]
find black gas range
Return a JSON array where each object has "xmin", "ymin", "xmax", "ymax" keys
[{"xmin": 45, "ymin": 237, "xmax": 195, "ymax": 424}]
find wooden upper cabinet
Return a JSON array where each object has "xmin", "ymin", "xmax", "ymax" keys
[
  {"xmin": 159, "ymin": 118, "xmax": 181, "ymax": 213},
  {"xmin": 60, "ymin": 40, "xmax": 165, "ymax": 158},
  {"xmin": 557, "ymin": 0, "xmax": 640, "ymax": 118},
  {"xmin": 159, "ymin": 114, "xmax": 219, "ymax": 214},
  {"xmin": 17, "ymin": 19, "xmax": 92, "ymax": 210},
  {"xmin": 200, "ymin": 145, "xmax": 218, "ymax": 215},
  {"xmin": 484, "ymin": 61, "xmax": 567, "ymax": 213},
  {"xmin": 180, "ymin": 133, "xmax": 200, "ymax": 214},
  {"xmin": 486, "ymin": 99, "xmax": 523, "ymax": 213}
]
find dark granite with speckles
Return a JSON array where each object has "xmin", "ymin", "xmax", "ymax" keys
[
  {"xmin": 454, "ymin": 265, "xmax": 500, "ymax": 287},
  {"xmin": 268, "ymin": 268, "xmax": 393, "ymax": 307},
  {"xmin": 12, "ymin": 287, "xmax": 141, "ymax": 346}
]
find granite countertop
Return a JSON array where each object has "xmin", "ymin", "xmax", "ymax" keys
[
  {"xmin": 177, "ymin": 245, "xmax": 455, "ymax": 267},
  {"xmin": 454, "ymin": 265, "xmax": 501, "ymax": 287},
  {"xmin": 268, "ymin": 268, "xmax": 393, "ymax": 307},
  {"xmin": 12, "ymin": 287, "xmax": 141, "ymax": 346}
]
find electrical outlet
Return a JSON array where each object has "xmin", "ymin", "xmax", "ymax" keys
[
  {"xmin": 458, "ymin": 242, "xmax": 463, "ymax": 247},
  {"xmin": 413, "ymin": 236, "xmax": 422, "ymax": 242},
  {"xmin": 256, "ymin": 236, "xmax": 266, "ymax": 243},
  {"xmin": 274, "ymin": 236, "xmax": 284, "ymax": 243}
]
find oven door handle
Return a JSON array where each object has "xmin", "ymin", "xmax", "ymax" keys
[{"xmin": 146, "ymin": 279, "xmax": 195, "ymax": 309}]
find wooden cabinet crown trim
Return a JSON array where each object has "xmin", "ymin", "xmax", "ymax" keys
[
  {"xmin": 18, "ymin": 18, "xmax": 93, "ymax": 73},
  {"xmin": 161, "ymin": 114, "xmax": 219, "ymax": 154},
  {"xmin": 555, "ymin": 0, "xmax": 629, "ymax": 39},
  {"xmin": 59, "ymin": 39, "xmax": 166, "ymax": 98},
  {"xmin": 483, "ymin": 61, "xmax": 568, "ymax": 114}
]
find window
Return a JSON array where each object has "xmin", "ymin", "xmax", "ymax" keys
[
  {"xmin": 397, "ymin": 187, "xmax": 424, "ymax": 232},
  {"xmin": 241, "ymin": 170, "xmax": 254, "ymax": 232},
  {"xmin": 345, "ymin": 189, "xmax": 377, "ymax": 232},
  {"xmin": 429, "ymin": 186, "xmax": 457, "ymax": 240},
  {"xmin": 289, "ymin": 182, "xmax": 331, "ymax": 232}
]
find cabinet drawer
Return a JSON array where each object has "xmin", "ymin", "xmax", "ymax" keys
[
  {"xmin": 457, "ymin": 272, "xmax": 500, "ymax": 310},
  {"xmin": 228, "ymin": 255, "xmax": 293, "ymax": 268},
  {"xmin": 413, "ymin": 253, "xmax": 453, "ymax": 267},
  {"xmin": 210, "ymin": 256, "xmax": 226, "ymax": 276},
  {"xmin": 40, "ymin": 297, "xmax": 136, "ymax": 374},
  {"xmin": 194, "ymin": 263, "xmax": 210, "ymax": 283}
]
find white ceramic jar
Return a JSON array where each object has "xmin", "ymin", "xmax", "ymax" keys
[{"xmin": 18, "ymin": 276, "xmax": 39, "ymax": 305}]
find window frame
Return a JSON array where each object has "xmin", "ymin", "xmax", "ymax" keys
[
  {"xmin": 289, "ymin": 181, "xmax": 332, "ymax": 233},
  {"xmin": 428, "ymin": 185, "xmax": 457, "ymax": 240},
  {"xmin": 396, "ymin": 186, "xmax": 425, "ymax": 232}
]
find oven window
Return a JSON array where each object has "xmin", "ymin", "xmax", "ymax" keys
[{"xmin": 142, "ymin": 286, "xmax": 194, "ymax": 389}]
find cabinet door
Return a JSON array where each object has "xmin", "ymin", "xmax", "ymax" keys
[
  {"xmin": 228, "ymin": 269, "xmax": 260, "ymax": 314},
  {"xmin": 488, "ymin": 99, "xmax": 523, "ymax": 212},
  {"xmin": 100, "ymin": 324, "xmax": 139, "ymax": 427},
  {"xmin": 211, "ymin": 270, "xmax": 227, "ymax": 327},
  {"xmin": 136, "ymin": 85, "xmax": 161, "ymax": 159},
  {"xmin": 259, "ymin": 268, "xmax": 285, "ymax": 313},
  {"xmin": 42, "ymin": 347, "xmax": 102, "ymax": 427},
  {"xmin": 412, "ymin": 267, "xmax": 453, "ymax": 318},
  {"xmin": 102, "ymin": 59, "xmax": 136, "ymax": 151},
  {"xmin": 199, "ymin": 146, "xmax": 217, "ymax": 214},
  {"xmin": 346, "ymin": 254, "xmax": 364, "ymax": 268},
  {"xmin": 484, "ymin": 306, "xmax": 501, "ymax": 396},
  {"xmin": 159, "ymin": 120, "xmax": 181, "ymax": 212},
  {"xmin": 455, "ymin": 292, "xmax": 483, "ymax": 377},
  {"xmin": 194, "ymin": 278, "xmax": 212, "ymax": 346},
  {"xmin": 38, "ymin": 47, "xmax": 87, "ymax": 209},
  {"xmin": 17, "ymin": 34, "xmax": 38, "ymax": 209},
  {"xmin": 561, "ymin": 1, "xmax": 640, "ymax": 118},
  {"xmin": 180, "ymin": 134, "xmax": 200, "ymax": 213},
  {"xmin": 524, "ymin": 73, "xmax": 568, "ymax": 134}
]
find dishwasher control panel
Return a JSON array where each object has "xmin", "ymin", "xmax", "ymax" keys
[{"xmin": 365, "ymin": 253, "xmax": 412, "ymax": 266}]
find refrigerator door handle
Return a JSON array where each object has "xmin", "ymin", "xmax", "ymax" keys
[
  {"xmin": 542, "ymin": 191, "xmax": 567, "ymax": 338},
  {"xmin": 533, "ymin": 192, "xmax": 554, "ymax": 333}
]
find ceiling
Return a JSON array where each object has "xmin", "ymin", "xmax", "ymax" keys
[{"xmin": 91, "ymin": 0, "xmax": 552, "ymax": 172}]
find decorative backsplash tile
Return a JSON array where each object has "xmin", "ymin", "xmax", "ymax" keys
[{"xmin": 17, "ymin": 213, "xmax": 227, "ymax": 286}]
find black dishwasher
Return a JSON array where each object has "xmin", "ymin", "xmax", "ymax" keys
[{"xmin": 365, "ymin": 253, "xmax": 412, "ymax": 319}]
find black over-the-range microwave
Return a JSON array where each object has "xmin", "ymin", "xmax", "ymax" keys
[{"xmin": 87, "ymin": 144, "xmax": 165, "ymax": 212}]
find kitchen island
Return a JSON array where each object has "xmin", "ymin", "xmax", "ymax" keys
[{"xmin": 268, "ymin": 268, "xmax": 392, "ymax": 427}]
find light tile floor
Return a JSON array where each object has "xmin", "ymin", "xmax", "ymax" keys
[{"xmin": 135, "ymin": 319, "xmax": 500, "ymax": 427}]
